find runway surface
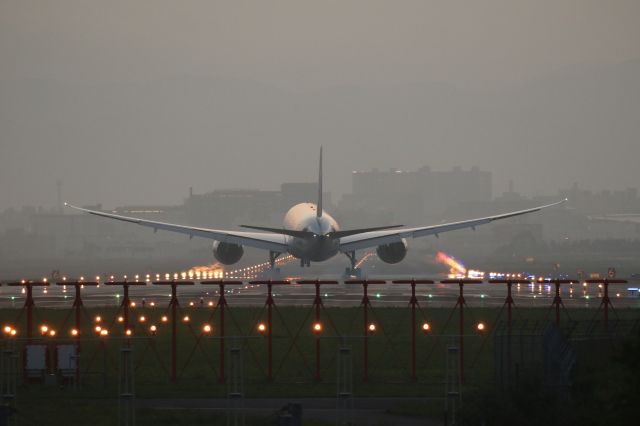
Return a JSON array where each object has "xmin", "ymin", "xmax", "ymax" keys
[{"xmin": 1, "ymin": 276, "xmax": 639, "ymax": 309}]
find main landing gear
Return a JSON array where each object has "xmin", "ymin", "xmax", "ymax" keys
[
  {"xmin": 344, "ymin": 251, "xmax": 363, "ymax": 278},
  {"xmin": 262, "ymin": 251, "xmax": 281, "ymax": 278}
]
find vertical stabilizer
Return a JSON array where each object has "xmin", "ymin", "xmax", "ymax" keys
[{"xmin": 317, "ymin": 146, "xmax": 323, "ymax": 217}]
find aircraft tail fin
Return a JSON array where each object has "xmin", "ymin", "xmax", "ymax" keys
[{"xmin": 317, "ymin": 146, "xmax": 323, "ymax": 217}]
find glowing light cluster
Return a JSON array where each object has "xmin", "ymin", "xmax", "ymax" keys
[
  {"xmin": 225, "ymin": 255, "xmax": 296, "ymax": 279},
  {"xmin": 436, "ymin": 251, "xmax": 467, "ymax": 278},
  {"xmin": 355, "ymin": 252, "xmax": 375, "ymax": 269}
]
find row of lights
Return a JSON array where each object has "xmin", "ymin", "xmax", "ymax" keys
[{"xmin": 3, "ymin": 319, "xmax": 487, "ymax": 338}]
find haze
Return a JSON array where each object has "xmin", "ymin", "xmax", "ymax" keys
[{"xmin": 1, "ymin": 0, "xmax": 639, "ymax": 211}]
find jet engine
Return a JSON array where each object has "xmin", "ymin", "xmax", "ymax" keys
[
  {"xmin": 212, "ymin": 241, "xmax": 244, "ymax": 265},
  {"xmin": 376, "ymin": 239, "xmax": 408, "ymax": 264}
]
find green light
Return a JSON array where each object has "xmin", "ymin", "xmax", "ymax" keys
[
  {"xmin": 116, "ymin": 294, "xmax": 120, "ymax": 298},
  {"xmin": 428, "ymin": 294, "xmax": 433, "ymax": 298},
  {"xmin": 324, "ymin": 293, "xmax": 328, "ymax": 297},
  {"xmin": 376, "ymin": 293, "xmax": 380, "ymax": 299},
  {"xmin": 11, "ymin": 296, "xmax": 15, "ymax": 300},
  {"xmin": 585, "ymin": 295, "xmax": 590, "ymax": 299},
  {"xmin": 480, "ymin": 294, "xmax": 485, "ymax": 299}
]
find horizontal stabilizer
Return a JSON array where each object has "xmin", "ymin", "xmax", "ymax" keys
[
  {"xmin": 328, "ymin": 225, "xmax": 404, "ymax": 239},
  {"xmin": 240, "ymin": 225, "xmax": 314, "ymax": 239}
]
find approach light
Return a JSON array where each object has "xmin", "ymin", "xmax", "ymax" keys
[
  {"xmin": 149, "ymin": 325, "xmax": 157, "ymax": 335},
  {"xmin": 40, "ymin": 325, "xmax": 49, "ymax": 335},
  {"xmin": 95, "ymin": 316, "xmax": 102, "ymax": 323},
  {"xmin": 368, "ymin": 323, "xmax": 377, "ymax": 333},
  {"xmin": 48, "ymin": 330, "xmax": 56, "ymax": 337},
  {"xmin": 71, "ymin": 329, "xmax": 79, "ymax": 337},
  {"xmin": 117, "ymin": 316, "xmax": 124, "ymax": 323},
  {"xmin": 312, "ymin": 322, "xmax": 323, "ymax": 334},
  {"xmin": 125, "ymin": 329, "xmax": 132, "ymax": 336},
  {"xmin": 130, "ymin": 301, "xmax": 136, "ymax": 308},
  {"xmin": 161, "ymin": 316, "xmax": 168, "ymax": 323},
  {"xmin": 139, "ymin": 315, "xmax": 146, "ymax": 323},
  {"xmin": 95, "ymin": 326, "xmax": 102, "ymax": 333},
  {"xmin": 3, "ymin": 326, "xmax": 11, "ymax": 334},
  {"xmin": 476, "ymin": 322, "xmax": 486, "ymax": 332},
  {"xmin": 182, "ymin": 315, "xmax": 190, "ymax": 323},
  {"xmin": 10, "ymin": 329, "xmax": 17, "ymax": 336},
  {"xmin": 422, "ymin": 322, "xmax": 431, "ymax": 334},
  {"xmin": 100, "ymin": 329, "xmax": 109, "ymax": 336},
  {"xmin": 203, "ymin": 324, "xmax": 212, "ymax": 333},
  {"xmin": 208, "ymin": 301, "xmax": 214, "ymax": 307},
  {"xmin": 257, "ymin": 323, "xmax": 267, "ymax": 334}
]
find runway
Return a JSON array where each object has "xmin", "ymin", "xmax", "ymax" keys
[{"xmin": 1, "ymin": 276, "xmax": 638, "ymax": 309}]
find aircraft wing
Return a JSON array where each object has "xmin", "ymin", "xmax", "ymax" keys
[
  {"xmin": 338, "ymin": 199, "xmax": 567, "ymax": 252},
  {"xmin": 65, "ymin": 203, "xmax": 289, "ymax": 252}
]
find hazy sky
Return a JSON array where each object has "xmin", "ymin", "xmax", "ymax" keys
[{"xmin": 1, "ymin": 1, "xmax": 639, "ymax": 210}]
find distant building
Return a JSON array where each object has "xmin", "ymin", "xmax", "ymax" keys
[
  {"xmin": 340, "ymin": 166, "xmax": 492, "ymax": 225},
  {"xmin": 280, "ymin": 182, "xmax": 332, "ymax": 208},
  {"xmin": 184, "ymin": 183, "xmax": 329, "ymax": 228},
  {"xmin": 560, "ymin": 183, "xmax": 640, "ymax": 215}
]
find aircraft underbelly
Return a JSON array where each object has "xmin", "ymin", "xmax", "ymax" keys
[{"xmin": 287, "ymin": 238, "xmax": 339, "ymax": 262}]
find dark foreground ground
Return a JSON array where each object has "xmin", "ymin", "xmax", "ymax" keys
[{"xmin": 1, "ymin": 306, "xmax": 639, "ymax": 425}]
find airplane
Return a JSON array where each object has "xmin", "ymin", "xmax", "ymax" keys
[{"xmin": 65, "ymin": 148, "xmax": 566, "ymax": 276}]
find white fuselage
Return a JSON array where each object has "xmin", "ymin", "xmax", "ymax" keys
[{"xmin": 282, "ymin": 203, "xmax": 340, "ymax": 261}]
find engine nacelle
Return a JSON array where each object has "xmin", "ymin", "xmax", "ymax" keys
[
  {"xmin": 212, "ymin": 241, "xmax": 244, "ymax": 265},
  {"xmin": 376, "ymin": 239, "xmax": 408, "ymax": 264}
]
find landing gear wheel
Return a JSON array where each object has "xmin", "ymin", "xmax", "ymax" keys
[
  {"xmin": 343, "ymin": 251, "xmax": 362, "ymax": 278},
  {"xmin": 344, "ymin": 267, "xmax": 362, "ymax": 278}
]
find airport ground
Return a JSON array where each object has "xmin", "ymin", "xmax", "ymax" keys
[
  {"xmin": 1, "ymin": 303, "xmax": 639, "ymax": 425},
  {"xmin": 1, "ymin": 251, "xmax": 639, "ymax": 424}
]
